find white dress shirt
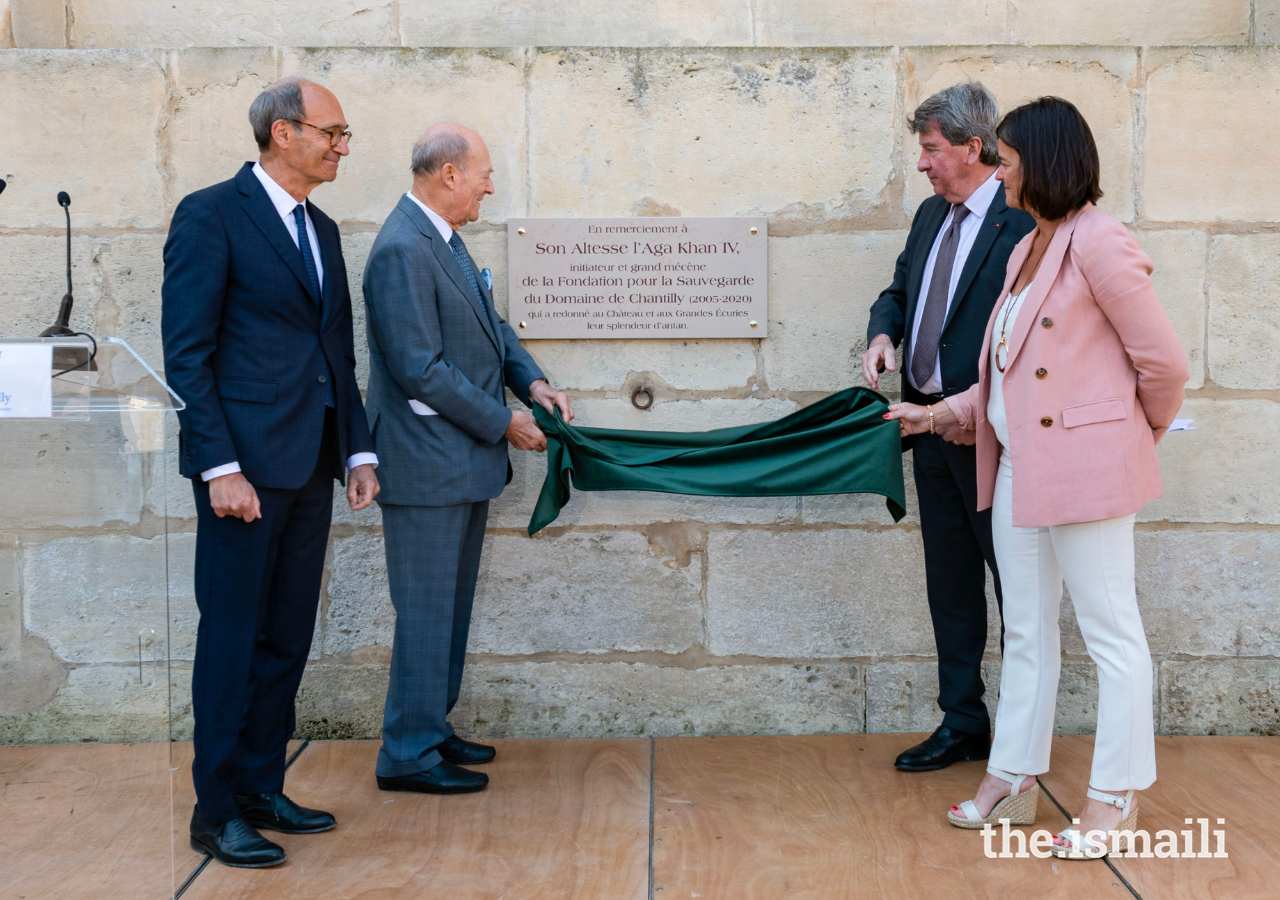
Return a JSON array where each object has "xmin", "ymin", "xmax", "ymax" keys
[
  {"xmin": 906, "ymin": 169, "xmax": 1002, "ymax": 394},
  {"xmin": 405, "ymin": 190, "xmax": 454, "ymax": 244},
  {"xmin": 200, "ymin": 163, "xmax": 377, "ymax": 481}
]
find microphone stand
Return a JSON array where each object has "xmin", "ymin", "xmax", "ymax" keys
[{"xmin": 40, "ymin": 192, "xmax": 96, "ymax": 373}]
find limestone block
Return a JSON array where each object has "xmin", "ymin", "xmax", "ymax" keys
[
  {"xmin": 755, "ymin": 0, "xmax": 1006, "ymax": 46},
  {"xmin": 68, "ymin": 0, "xmax": 397, "ymax": 48},
  {"xmin": 488, "ymin": 446, "xmax": 801, "ymax": 530},
  {"xmin": 401, "ymin": 0, "xmax": 752, "ymax": 47},
  {"xmin": 528, "ymin": 49, "xmax": 896, "ymax": 221},
  {"xmin": 0, "ymin": 2, "xmax": 12, "ymax": 48},
  {"xmin": 0, "ymin": 235, "xmax": 102, "ymax": 338},
  {"xmin": 761, "ymin": 231, "xmax": 908, "ymax": 392},
  {"xmin": 525, "ymin": 340, "xmax": 758, "ymax": 393},
  {"xmin": 0, "ymin": 535, "xmax": 17, "ymax": 660},
  {"xmin": 1160, "ymin": 660, "xmax": 1280, "ymax": 735},
  {"xmin": 1144, "ymin": 49, "xmax": 1280, "ymax": 222},
  {"xmin": 568, "ymin": 396, "xmax": 797, "ymax": 432},
  {"xmin": 864, "ymin": 659, "xmax": 1119, "ymax": 735},
  {"xmin": 0, "ymin": 418, "xmax": 144, "ymax": 529},
  {"xmin": 0, "ymin": 664, "xmax": 189, "ymax": 744},
  {"xmin": 10, "ymin": 0, "xmax": 64, "ymax": 47},
  {"xmin": 323, "ymin": 529, "xmax": 703, "ymax": 657},
  {"xmin": 1011, "ymin": 0, "xmax": 1249, "ymax": 46},
  {"xmin": 296, "ymin": 660, "xmax": 865, "ymax": 740},
  {"xmin": 142, "ymin": 415, "xmax": 197, "ymax": 523},
  {"xmin": 1141, "ymin": 399, "xmax": 1280, "ymax": 524},
  {"xmin": 23, "ymin": 534, "xmax": 198, "ymax": 663},
  {"xmin": 1208, "ymin": 234, "xmax": 1280, "ymax": 389},
  {"xmin": 1134, "ymin": 531, "xmax": 1280, "ymax": 657},
  {"xmin": 0, "ymin": 51, "xmax": 166, "ymax": 228},
  {"xmin": 706, "ymin": 529, "xmax": 936, "ymax": 657},
  {"xmin": 1261, "ymin": 0, "xmax": 1280, "ymax": 45},
  {"xmin": 90, "ymin": 233, "xmax": 168, "ymax": 368},
  {"xmin": 165, "ymin": 49, "xmax": 276, "ymax": 213},
  {"xmin": 799, "ymin": 455, "xmax": 917, "ymax": 525},
  {"xmin": 902, "ymin": 48, "xmax": 1136, "ymax": 222},
  {"xmin": 281, "ymin": 49, "xmax": 527, "ymax": 226},
  {"xmin": 1129, "ymin": 230, "xmax": 1206, "ymax": 389}
]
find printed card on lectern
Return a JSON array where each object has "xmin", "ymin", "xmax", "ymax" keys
[{"xmin": 0, "ymin": 344, "xmax": 54, "ymax": 418}]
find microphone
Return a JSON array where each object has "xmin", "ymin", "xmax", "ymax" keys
[{"xmin": 40, "ymin": 192, "xmax": 77, "ymax": 338}]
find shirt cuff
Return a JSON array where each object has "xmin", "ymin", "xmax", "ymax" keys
[
  {"xmin": 201, "ymin": 461, "xmax": 242, "ymax": 482},
  {"xmin": 348, "ymin": 452, "xmax": 378, "ymax": 470}
]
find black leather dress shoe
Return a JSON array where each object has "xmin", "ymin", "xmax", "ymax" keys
[
  {"xmin": 235, "ymin": 792, "xmax": 336, "ymax": 834},
  {"xmin": 439, "ymin": 733, "xmax": 496, "ymax": 765},
  {"xmin": 376, "ymin": 759, "xmax": 490, "ymax": 794},
  {"xmin": 190, "ymin": 809, "xmax": 286, "ymax": 868},
  {"xmin": 894, "ymin": 725, "xmax": 991, "ymax": 771}
]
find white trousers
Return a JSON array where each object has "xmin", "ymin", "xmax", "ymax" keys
[{"xmin": 987, "ymin": 453, "xmax": 1156, "ymax": 790}]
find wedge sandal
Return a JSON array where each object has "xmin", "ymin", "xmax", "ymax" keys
[
  {"xmin": 1050, "ymin": 788, "xmax": 1138, "ymax": 859},
  {"xmin": 947, "ymin": 766, "xmax": 1039, "ymax": 829}
]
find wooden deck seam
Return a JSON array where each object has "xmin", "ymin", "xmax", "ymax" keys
[{"xmin": 1039, "ymin": 780, "xmax": 1144, "ymax": 900}]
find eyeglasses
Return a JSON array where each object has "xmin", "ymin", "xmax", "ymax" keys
[{"xmin": 293, "ymin": 120, "xmax": 353, "ymax": 147}]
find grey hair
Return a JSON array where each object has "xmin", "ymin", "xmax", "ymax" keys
[
  {"xmin": 248, "ymin": 77, "xmax": 308, "ymax": 151},
  {"xmin": 411, "ymin": 129, "xmax": 472, "ymax": 177},
  {"xmin": 907, "ymin": 82, "xmax": 1001, "ymax": 166}
]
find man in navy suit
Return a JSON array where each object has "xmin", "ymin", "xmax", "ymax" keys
[
  {"xmin": 162, "ymin": 77, "xmax": 379, "ymax": 868},
  {"xmin": 862, "ymin": 83, "xmax": 1035, "ymax": 772}
]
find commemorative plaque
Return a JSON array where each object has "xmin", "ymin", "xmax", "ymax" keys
[{"xmin": 507, "ymin": 217, "xmax": 767, "ymax": 339}]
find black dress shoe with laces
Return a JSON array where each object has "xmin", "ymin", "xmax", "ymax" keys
[
  {"xmin": 439, "ymin": 733, "xmax": 496, "ymax": 765},
  {"xmin": 376, "ymin": 759, "xmax": 489, "ymax": 794},
  {"xmin": 190, "ymin": 809, "xmax": 286, "ymax": 868},
  {"xmin": 894, "ymin": 724, "xmax": 991, "ymax": 771},
  {"xmin": 235, "ymin": 791, "xmax": 336, "ymax": 834}
]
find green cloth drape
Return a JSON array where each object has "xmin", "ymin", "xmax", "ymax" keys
[{"xmin": 528, "ymin": 386, "xmax": 906, "ymax": 535}]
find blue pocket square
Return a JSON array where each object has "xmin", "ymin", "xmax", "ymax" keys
[{"xmin": 480, "ymin": 267, "xmax": 493, "ymax": 291}]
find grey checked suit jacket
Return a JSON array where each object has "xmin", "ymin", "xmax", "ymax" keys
[{"xmin": 363, "ymin": 195, "xmax": 544, "ymax": 506}]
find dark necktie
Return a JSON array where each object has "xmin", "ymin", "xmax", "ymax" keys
[
  {"xmin": 292, "ymin": 204, "xmax": 322, "ymax": 303},
  {"xmin": 449, "ymin": 231, "xmax": 489, "ymax": 315},
  {"xmin": 911, "ymin": 203, "xmax": 971, "ymax": 388}
]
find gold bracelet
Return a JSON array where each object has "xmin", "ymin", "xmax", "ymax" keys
[{"xmin": 927, "ymin": 404, "xmax": 935, "ymax": 434}]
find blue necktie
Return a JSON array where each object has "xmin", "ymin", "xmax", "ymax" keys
[
  {"xmin": 449, "ymin": 231, "xmax": 488, "ymax": 315},
  {"xmin": 292, "ymin": 204, "xmax": 322, "ymax": 303}
]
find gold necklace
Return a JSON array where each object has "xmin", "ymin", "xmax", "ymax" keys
[{"xmin": 996, "ymin": 233, "xmax": 1051, "ymax": 373}]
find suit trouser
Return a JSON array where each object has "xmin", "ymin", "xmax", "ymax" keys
[
  {"xmin": 912, "ymin": 433, "xmax": 1003, "ymax": 734},
  {"xmin": 190, "ymin": 413, "xmax": 336, "ymax": 824},
  {"xmin": 987, "ymin": 453, "xmax": 1156, "ymax": 790},
  {"xmin": 376, "ymin": 499, "xmax": 490, "ymax": 778}
]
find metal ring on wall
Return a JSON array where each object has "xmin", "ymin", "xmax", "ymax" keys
[{"xmin": 631, "ymin": 386, "xmax": 654, "ymax": 410}]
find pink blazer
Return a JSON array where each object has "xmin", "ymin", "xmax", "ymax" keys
[{"xmin": 947, "ymin": 204, "xmax": 1188, "ymax": 527}]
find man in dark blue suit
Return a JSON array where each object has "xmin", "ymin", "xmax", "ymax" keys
[
  {"xmin": 162, "ymin": 77, "xmax": 379, "ymax": 868},
  {"xmin": 862, "ymin": 83, "xmax": 1035, "ymax": 772}
]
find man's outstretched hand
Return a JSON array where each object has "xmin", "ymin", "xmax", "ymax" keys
[
  {"xmin": 505, "ymin": 410, "xmax": 547, "ymax": 452},
  {"xmin": 862, "ymin": 334, "xmax": 897, "ymax": 392},
  {"xmin": 529, "ymin": 378, "xmax": 574, "ymax": 423}
]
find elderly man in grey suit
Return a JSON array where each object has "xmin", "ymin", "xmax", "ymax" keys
[{"xmin": 363, "ymin": 122, "xmax": 573, "ymax": 794}]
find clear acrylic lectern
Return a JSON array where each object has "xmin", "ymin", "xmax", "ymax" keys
[{"xmin": 0, "ymin": 336, "xmax": 188, "ymax": 898}]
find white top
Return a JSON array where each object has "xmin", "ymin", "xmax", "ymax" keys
[
  {"xmin": 987, "ymin": 282, "xmax": 1034, "ymax": 450},
  {"xmin": 404, "ymin": 191, "xmax": 454, "ymax": 244},
  {"xmin": 199, "ymin": 162, "xmax": 378, "ymax": 481},
  {"xmin": 907, "ymin": 169, "xmax": 1003, "ymax": 394}
]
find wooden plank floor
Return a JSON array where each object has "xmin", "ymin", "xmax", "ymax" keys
[
  {"xmin": 1040, "ymin": 734, "xmax": 1280, "ymax": 900},
  {"xmin": 651, "ymin": 733, "xmax": 1125, "ymax": 900},
  {"xmin": 0, "ymin": 741, "xmax": 178, "ymax": 900},
  {"xmin": 184, "ymin": 738, "xmax": 651, "ymax": 900}
]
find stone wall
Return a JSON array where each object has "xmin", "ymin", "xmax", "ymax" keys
[{"xmin": 2, "ymin": 1, "xmax": 1277, "ymax": 743}]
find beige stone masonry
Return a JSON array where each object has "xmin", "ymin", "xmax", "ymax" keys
[
  {"xmin": 0, "ymin": 51, "xmax": 166, "ymax": 228},
  {"xmin": 1143, "ymin": 48, "xmax": 1280, "ymax": 222},
  {"xmin": 68, "ymin": 0, "xmax": 398, "ymax": 48},
  {"xmin": 10, "ymin": 0, "xmax": 65, "ymax": 48},
  {"xmin": 1011, "ymin": 0, "xmax": 1250, "ymax": 47},
  {"xmin": 755, "ymin": 0, "xmax": 1006, "ymax": 47},
  {"xmin": 527, "ymin": 49, "xmax": 897, "ymax": 221},
  {"xmin": 402, "ymin": 0, "xmax": 753, "ymax": 48},
  {"xmin": 1208, "ymin": 233, "xmax": 1280, "ymax": 390}
]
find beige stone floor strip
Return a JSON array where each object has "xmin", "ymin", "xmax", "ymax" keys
[
  {"xmin": 1039, "ymin": 734, "xmax": 1280, "ymax": 900},
  {"xmin": 651, "ymin": 733, "xmax": 1123, "ymax": 899},
  {"xmin": 183, "ymin": 738, "xmax": 651, "ymax": 900}
]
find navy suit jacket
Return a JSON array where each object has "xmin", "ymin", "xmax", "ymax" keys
[
  {"xmin": 161, "ymin": 162, "xmax": 374, "ymax": 489},
  {"xmin": 867, "ymin": 185, "xmax": 1035, "ymax": 408}
]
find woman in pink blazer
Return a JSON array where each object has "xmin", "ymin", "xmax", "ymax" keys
[{"xmin": 888, "ymin": 97, "xmax": 1188, "ymax": 859}]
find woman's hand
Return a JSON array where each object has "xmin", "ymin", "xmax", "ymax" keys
[{"xmin": 884, "ymin": 400, "xmax": 965, "ymax": 441}]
